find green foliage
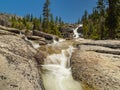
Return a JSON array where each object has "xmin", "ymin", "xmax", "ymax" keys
[
  {"xmin": 81, "ymin": 0, "xmax": 120, "ymax": 40},
  {"xmin": 9, "ymin": 0, "xmax": 64, "ymax": 37},
  {"xmin": 26, "ymin": 22, "xmax": 33, "ymax": 30},
  {"xmin": 33, "ymin": 18, "xmax": 40, "ymax": 30},
  {"xmin": 11, "ymin": 17, "xmax": 24, "ymax": 30},
  {"xmin": 41, "ymin": 0, "xmax": 63, "ymax": 37},
  {"xmin": 105, "ymin": 0, "xmax": 120, "ymax": 39},
  {"xmin": 42, "ymin": 0, "xmax": 50, "ymax": 30}
]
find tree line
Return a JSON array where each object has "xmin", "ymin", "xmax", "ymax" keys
[
  {"xmin": 81, "ymin": 0, "xmax": 120, "ymax": 39},
  {"xmin": 10, "ymin": 0, "xmax": 64, "ymax": 37}
]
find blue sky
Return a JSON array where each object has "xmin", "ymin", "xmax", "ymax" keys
[{"xmin": 0, "ymin": 0, "xmax": 98, "ymax": 23}]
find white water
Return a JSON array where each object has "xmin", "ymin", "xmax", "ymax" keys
[
  {"xmin": 31, "ymin": 42, "xmax": 40, "ymax": 49},
  {"xmin": 53, "ymin": 38, "xmax": 65, "ymax": 45},
  {"xmin": 58, "ymin": 38, "xmax": 66, "ymax": 42},
  {"xmin": 24, "ymin": 37, "xmax": 40, "ymax": 49},
  {"xmin": 73, "ymin": 24, "xmax": 83, "ymax": 38},
  {"xmin": 42, "ymin": 46, "xmax": 83, "ymax": 90}
]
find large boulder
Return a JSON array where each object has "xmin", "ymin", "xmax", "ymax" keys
[
  {"xmin": 0, "ymin": 29, "xmax": 16, "ymax": 35},
  {"xmin": 33, "ymin": 30, "xmax": 59, "ymax": 41},
  {"xmin": 0, "ymin": 32, "xmax": 45, "ymax": 90},
  {"xmin": 71, "ymin": 40, "xmax": 120, "ymax": 90},
  {"xmin": 0, "ymin": 25, "xmax": 21, "ymax": 34},
  {"xmin": 27, "ymin": 36, "xmax": 45, "ymax": 41},
  {"xmin": 60, "ymin": 26, "xmax": 74, "ymax": 39},
  {"xmin": 26, "ymin": 36, "xmax": 47, "ymax": 45}
]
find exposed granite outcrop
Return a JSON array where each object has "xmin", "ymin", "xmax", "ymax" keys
[
  {"xmin": 0, "ymin": 13, "xmax": 22, "ymax": 27},
  {"xmin": 0, "ymin": 30, "xmax": 45, "ymax": 90},
  {"xmin": 33, "ymin": 30, "xmax": 59, "ymax": 42},
  {"xmin": 71, "ymin": 40, "xmax": 120, "ymax": 90},
  {"xmin": 60, "ymin": 26, "xmax": 73, "ymax": 39}
]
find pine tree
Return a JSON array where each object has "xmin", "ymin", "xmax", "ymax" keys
[
  {"xmin": 55, "ymin": 16, "xmax": 59, "ymax": 24},
  {"xmin": 39, "ymin": 15, "xmax": 42, "ymax": 23},
  {"xmin": 42, "ymin": 0, "xmax": 50, "ymax": 31},
  {"xmin": 33, "ymin": 18, "xmax": 40, "ymax": 30},
  {"xmin": 25, "ymin": 14, "xmax": 31, "ymax": 22},
  {"xmin": 105, "ymin": 0, "xmax": 120, "ymax": 39},
  {"xmin": 50, "ymin": 14, "xmax": 54, "ymax": 24},
  {"xmin": 82, "ymin": 10, "xmax": 88, "ymax": 22},
  {"xmin": 58, "ymin": 17, "xmax": 62, "ymax": 24},
  {"xmin": 77, "ymin": 18, "xmax": 81, "ymax": 24},
  {"xmin": 30, "ymin": 14, "xmax": 33, "ymax": 22},
  {"xmin": 97, "ymin": 0, "xmax": 106, "ymax": 39},
  {"xmin": 81, "ymin": 10, "xmax": 89, "ymax": 38}
]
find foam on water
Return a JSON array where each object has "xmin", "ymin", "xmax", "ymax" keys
[
  {"xmin": 24, "ymin": 37, "xmax": 40, "ymax": 49},
  {"xmin": 53, "ymin": 38, "xmax": 66, "ymax": 45},
  {"xmin": 42, "ymin": 46, "xmax": 83, "ymax": 90},
  {"xmin": 73, "ymin": 24, "xmax": 83, "ymax": 38}
]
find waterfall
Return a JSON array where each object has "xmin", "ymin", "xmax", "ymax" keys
[
  {"xmin": 41, "ymin": 46, "xmax": 83, "ymax": 90},
  {"xmin": 53, "ymin": 37, "xmax": 65, "ymax": 45},
  {"xmin": 24, "ymin": 37, "xmax": 40, "ymax": 49},
  {"xmin": 73, "ymin": 24, "xmax": 83, "ymax": 38},
  {"xmin": 31, "ymin": 42, "xmax": 40, "ymax": 49},
  {"xmin": 53, "ymin": 39, "xmax": 58, "ymax": 44},
  {"xmin": 19, "ymin": 31, "xmax": 22, "ymax": 36}
]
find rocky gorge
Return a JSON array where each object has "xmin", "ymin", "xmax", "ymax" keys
[{"xmin": 0, "ymin": 25, "xmax": 120, "ymax": 90}]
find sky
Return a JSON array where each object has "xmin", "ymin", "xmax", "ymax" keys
[{"xmin": 0, "ymin": 0, "xmax": 98, "ymax": 23}]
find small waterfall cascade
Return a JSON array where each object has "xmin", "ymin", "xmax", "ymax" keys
[
  {"xmin": 53, "ymin": 36, "xmax": 65, "ymax": 45},
  {"xmin": 59, "ymin": 38, "xmax": 65, "ymax": 42},
  {"xmin": 24, "ymin": 36, "xmax": 40, "ymax": 49},
  {"xmin": 53, "ymin": 39, "xmax": 58, "ymax": 45},
  {"xmin": 73, "ymin": 24, "xmax": 83, "ymax": 38},
  {"xmin": 19, "ymin": 31, "xmax": 22, "ymax": 36},
  {"xmin": 42, "ymin": 46, "xmax": 83, "ymax": 90}
]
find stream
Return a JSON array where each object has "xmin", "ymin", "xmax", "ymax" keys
[
  {"xmin": 41, "ymin": 46, "xmax": 83, "ymax": 90},
  {"xmin": 41, "ymin": 24, "xmax": 83, "ymax": 90}
]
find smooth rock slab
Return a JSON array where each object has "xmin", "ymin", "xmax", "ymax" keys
[
  {"xmin": 0, "ymin": 34, "xmax": 45, "ymax": 90},
  {"xmin": 71, "ymin": 50, "xmax": 120, "ymax": 90}
]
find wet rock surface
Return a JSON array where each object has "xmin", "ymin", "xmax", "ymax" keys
[
  {"xmin": 71, "ymin": 39, "xmax": 120, "ymax": 90},
  {"xmin": 0, "ymin": 30, "xmax": 45, "ymax": 90}
]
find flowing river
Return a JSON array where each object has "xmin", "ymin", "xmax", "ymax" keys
[
  {"xmin": 41, "ymin": 46, "xmax": 83, "ymax": 90},
  {"xmin": 41, "ymin": 24, "xmax": 83, "ymax": 90}
]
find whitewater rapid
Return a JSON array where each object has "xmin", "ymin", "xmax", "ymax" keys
[
  {"xmin": 73, "ymin": 24, "xmax": 83, "ymax": 38},
  {"xmin": 41, "ymin": 46, "xmax": 83, "ymax": 90}
]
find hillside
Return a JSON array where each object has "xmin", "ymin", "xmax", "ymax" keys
[{"xmin": 0, "ymin": 13, "xmax": 21, "ymax": 27}]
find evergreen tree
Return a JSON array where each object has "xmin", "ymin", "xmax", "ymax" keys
[
  {"xmin": 33, "ymin": 18, "xmax": 40, "ymax": 30},
  {"xmin": 77, "ymin": 18, "xmax": 80, "ymax": 24},
  {"xmin": 25, "ymin": 14, "xmax": 31, "ymax": 22},
  {"xmin": 50, "ymin": 14, "xmax": 54, "ymax": 24},
  {"xmin": 58, "ymin": 17, "xmax": 62, "ymax": 24},
  {"xmin": 97, "ymin": 0, "xmax": 106, "ymax": 39},
  {"xmin": 39, "ymin": 15, "xmax": 42, "ymax": 23},
  {"xmin": 82, "ymin": 10, "xmax": 88, "ymax": 22},
  {"xmin": 105, "ymin": 0, "xmax": 120, "ymax": 39},
  {"xmin": 30, "ymin": 14, "xmax": 33, "ymax": 22},
  {"xmin": 55, "ymin": 16, "xmax": 59, "ymax": 24},
  {"xmin": 42, "ymin": 0, "xmax": 50, "ymax": 31},
  {"xmin": 81, "ymin": 10, "xmax": 89, "ymax": 38}
]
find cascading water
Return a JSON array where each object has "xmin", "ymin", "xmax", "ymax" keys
[
  {"xmin": 24, "ymin": 36, "xmax": 40, "ymax": 49},
  {"xmin": 73, "ymin": 24, "xmax": 83, "ymax": 38},
  {"xmin": 41, "ymin": 46, "xmax": 83, "ymax": 90},
  {"xmin": 53, "ymin": 36, "xmax": 66, "ymax": 45}
]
